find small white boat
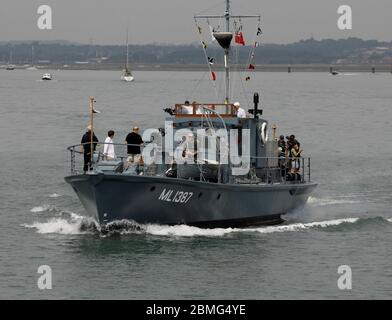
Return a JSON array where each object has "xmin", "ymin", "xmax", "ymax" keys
[
  {"xmin": 6, "ymin": 48, "xmax": 15, "ymax": 70},
  {"xmin": 42, "ymin": 73, "xmax": 52, "ymax": 80},
  {"xmin": 121, "ymin": 69, "xmax": 134, "ymax": 82},
  {"xmin": 121, "ymin": 28, "xmax": 135, "ymax": 82},
  {"xmin": 26, "ymin": 45, "xmax": 38, "ymax": 70}
]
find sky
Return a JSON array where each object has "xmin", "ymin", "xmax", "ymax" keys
[{"xmin": 0, "ymin": 0, "xmax": 391, "ymax": 45}]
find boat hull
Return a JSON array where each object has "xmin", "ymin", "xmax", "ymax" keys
[
  {"xmin": 121, "ymin": 76, "xmax": 134, "ymax": 82},
  {"xmin": 42, "ymin": 73, "xmax": 52, "ymax": 80},
  {"xmin": 65, "ymin": 173, "xmax": 317, "ymax": 227}
]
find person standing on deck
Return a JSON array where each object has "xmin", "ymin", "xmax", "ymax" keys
[
  {"xmin": 290, "ymin": 143, "xmax": 303, "ymax": 174},
  {"xmin": 125, "ymin": 126, "xmax": 144, "ymax": 164},
  {"xmin": 81, "ymin": 125, "xmax": 99, "ymax": 172},
  {"xmin": 234, "ymin": 102, "xmax": 247, "ymax": 118},
  {"xmin": 103, "ymin": 130, "xmax": 116, "ymax": 160},
  {"xmin": 182, "ymin": 100, "xmax": 194, "ymax": 114}
]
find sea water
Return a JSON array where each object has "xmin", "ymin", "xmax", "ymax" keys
[{"xmin": 0, "ymin": 69, "xmax": 391, "ymax": 299}]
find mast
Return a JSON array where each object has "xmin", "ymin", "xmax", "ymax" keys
[
  {"xmin": 89, "ymin": 97, "xmax": 95, "ymax": 165},
  {"xmin": 31, "ymin": 44, "xmax": 34, "ymax": 67},
  {"xmin": 195, "ymin": 0, "xmax": 260, "ymax": 104},
  {"xmin": 126, "ymin": 28, "xmax": 129, "ymax": 70},
  {"xmin": 224, "ymin": 0, "xmax": 230, "ymax": 104}
]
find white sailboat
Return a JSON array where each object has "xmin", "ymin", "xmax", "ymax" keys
[
  {"xmin": 121, "ymin": 29, "xmax": 134, "ymax": 82},
  {"xmin": 6, "ymin": 47, "xmax": 15, "ymax": 70},
  {"xmin": 26, "ymin": 45, "xmax": 38, "ymax": 70}
]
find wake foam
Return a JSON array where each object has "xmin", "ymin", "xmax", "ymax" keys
[
  {"xmin": 49, "ymin": 193, "xmax": 61, "ymax": 198},
  {"xmin": 102, "ymin": 220, "xmax": 145, "ymax": 234},
  {"xmin": 22, "ymin": 214, "xmax": 97, "ymax": 235},
  {"xmin": 30, "ymin": 205, "xmax": 52, "ymax": 213},
  {"xmin": 307, "ymin": 196, "xmax": 360, "ymax": 207},
  {"xmin": 23, "ymin": 212, "xmax": 392, "ymax": 237},
  {"xmin": 144, "ymin": 224, "xmax": 233, "ymax": 237},
  {"xmin": 143, "ymin": 218, "xmax": 360, "ymax": 237}
]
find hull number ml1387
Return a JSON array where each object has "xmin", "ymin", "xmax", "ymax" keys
[{"xmin": 158, "ymin": 189, "xmax": 193, "ymax": 204}]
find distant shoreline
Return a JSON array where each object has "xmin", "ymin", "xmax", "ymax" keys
[{"xmin": 2, "ymin": 63, "xmax": 392, "ymax": 73}]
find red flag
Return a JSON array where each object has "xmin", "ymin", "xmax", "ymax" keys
[
  {"xmin": 211, "ymin": 71, "xmax": 216, "ymax": 81},
  {"xmin": 235, "ymin": 32, "xmax": 245, "ymax": 46},
  {"xmin": 249, "ymin": 64, "xmax": 255, "ymax": 70}
]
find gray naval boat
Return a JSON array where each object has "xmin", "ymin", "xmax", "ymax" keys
[{"xmin": 65, "ymin": 1, "xmax": 317, "ymax": 228}]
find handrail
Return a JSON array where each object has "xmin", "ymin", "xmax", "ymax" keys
[
  {"xmin": 66, "ymin": 142, "xmax": 146, "ymax": 152},
  {"xmin": 67, "ymin": 142, "xmax": 148, "ymax": 174},
  {"xmin": 67, "ymin": 143, "xmax": 313, "ymax": 184}
]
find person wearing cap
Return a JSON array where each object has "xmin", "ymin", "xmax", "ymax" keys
[
  {"xmin": 234, "ymin": 102, "xmax": 247, "ymax": 118},
  {"xmin": 125, "ymin": 126, "xmax": 144, "ymax": 164},
  {"xmin": 103, "ymin": 130, "xmax": 116, "ymax": 160},
  {"xmin": 81, "ymin": 125, "xmax": 99, "ymax": 172}
]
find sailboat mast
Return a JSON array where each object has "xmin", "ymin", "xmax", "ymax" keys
[
  {"xmin": 31, "ymin": 45, "xmax": 34, "ymax": 66},
  {"xmin": 126, "ymin": 29, "xmax": 129, "ymax": 70},
  {"xmin": 224, "ymin": 0, "xmax": 230, "ymax": 104}
]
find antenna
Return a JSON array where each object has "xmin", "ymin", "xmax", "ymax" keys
[{"xmin": 248, "ymin": 92, "xmax": 263, "ymax": 118}]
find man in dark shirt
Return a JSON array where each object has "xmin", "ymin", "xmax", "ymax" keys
[
  {"xmin": 278, "ymin": 135, "xmax": 287, "ymax": 177},
  {"xmin": 278, "ymin": 135, "xmax": 286, "ymax": 157},
  {"xmin": 81, "ymin": 125, "xmax": 99, "ymax": 172},
  {"xmin": 125, "ymin": 126, "xmax": 143, "ymax": 164}
]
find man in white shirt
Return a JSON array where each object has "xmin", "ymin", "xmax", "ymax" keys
[
  {"xmin": 103, "ymin": 130, "xmax": 116, "ymax": 160},
  {"xmin": 234, "ymin": 102, "xmax": 247, "ymax": 118},
  {"xmin": 182, "ymin": 100, "xmax": 194, "ymax": 114}
]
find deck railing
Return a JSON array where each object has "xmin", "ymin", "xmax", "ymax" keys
[
  {"xmin": 67, "ymin": 143, "xmax": 312, "ymax": 184},
  {"xmin": 67, "ymin": 142, "xmax": 144, "ymax": 175}
]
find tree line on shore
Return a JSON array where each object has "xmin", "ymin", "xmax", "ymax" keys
[{"xmin": 1, "ymin": 37, "xmax": 391, "ymax": 65}]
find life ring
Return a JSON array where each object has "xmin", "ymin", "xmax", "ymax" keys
[{"xmin": 261, "ymin": 122, "xmax": 269, "ymax": 144}]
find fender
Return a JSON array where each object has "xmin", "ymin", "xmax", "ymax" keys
[{"xmin": 261, "ymin": 122, "xmax": 269, "ymax": 144}]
